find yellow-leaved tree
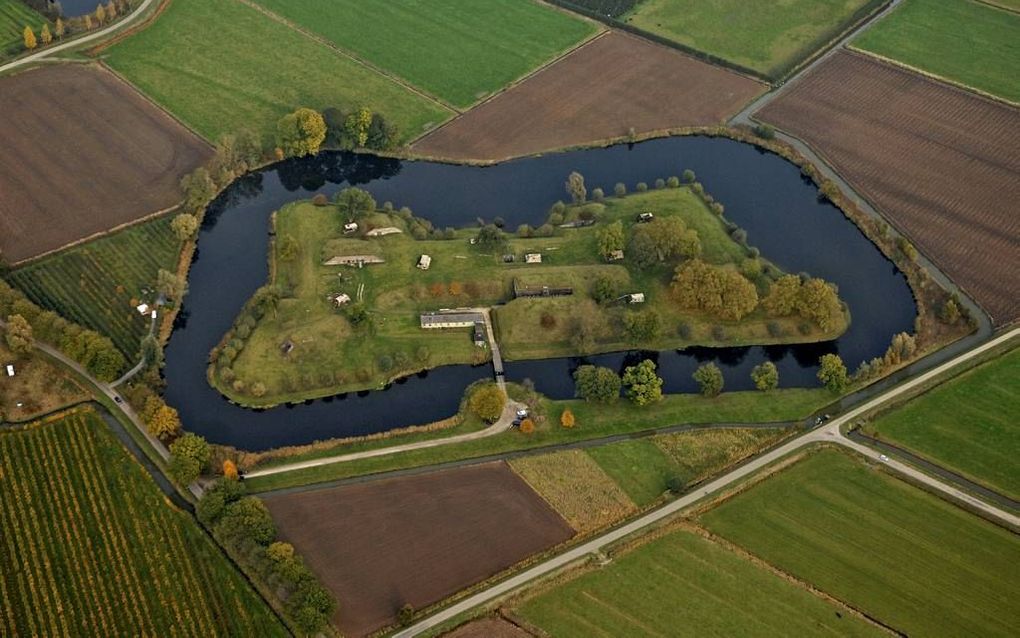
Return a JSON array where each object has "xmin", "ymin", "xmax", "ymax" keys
[
  {"xmin": 223, "ymin": 459, "xmax": 239, "ymax": 480},
  {"xmin": 23, "ymin": 26, "xmax": 36, "ymax": 50},
  {"xmin": 560, "ymin": 408, "xmax": 575, "ymax": 429}
]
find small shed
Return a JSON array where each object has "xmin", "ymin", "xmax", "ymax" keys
[
  {"xmin": 5, "ymin": 364, "xmax": 14, "ymax": 377},
  {"xmin": 366, "ymin": 227, "xmax": 402, "ymax": 237},
  {"xmin": 343, "ymin": 222, "xmax": 359, "ymax": 234},
  {"xmin": 331, "ymin": 293, "xmax": 351, "ymax": 306},
  {"xmin": 417, "ymin": 254, "xmax": 432, "ymax": 270},
  {"xmin": 136, "ymin": 303, "xmax": 149, "ymax": 315},
  {"xmin": 473, "ymin": 325, "xmax": 487, "ymax": 347},
  {"xmin": 525, "ymin": 253, "xmax": 542, "ymax": 264},
  {"xmin": 628, "ymin": 293, "xmax": 646, "ymax": 304},
  {"xmin": 609, "ymin": 249, "xmax": 624, "ymax": 261},
  {"xmin": 637, "ymin": 212, "xmax": 654, "ymax": 223},
  {"xmin": 323, "ymin": 255, "xmax": 385, "ymax": 267}
]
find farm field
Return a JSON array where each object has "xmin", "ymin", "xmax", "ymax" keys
[
  {"xmin": 0, "ymin": 409, "xmax": 286, "ymax": 637},
  {"xmin": 0, "ymin": 64, "xmax": 210, "ymax": 264},
  {"xmin": 0, "ymin": 0, "xmax": 45, "ymax": 61},
  {"xmin": 756, "ymin": 50, "xmax": 1020, "ymax": 325},
  {"xmin": 6, "ymin": 215, "xmax": 181, "ymax": 358},
  {"xmin": 254, "ymin": 0, "xmax": 597, "ymax": 108},
  {"xmin": 854, "ymin": 0, "xmax": 1020, "ymax": 103},
  {"xmin": 701, "ymin": 449, "xmax": 1020, "ymax": 636},
  {"xmin": 102, "ymin": 0, "xmax": 450, "ymax": 142},
  {"xmin": 412, "ymin": 31, "xmax": 763, "ymax": 161},
  {"xmin": 868, "ymin": 347, "xmax": 1020, "ymax": 499},
  {"xmin": 444, "ymin": 617, "xmax": 532, "ymax": 638},
  {"xmin": 515, "ymin": 527, "xmax": 882, "ymax": 637},
  {"xmin": 0, "ymin": 340, "xmax": 88, "ymax": 422},
  {"xmin": 262, "ymin": 462, "xmax": 573, "ymax": 637},
  {"xmin": 622, "ymin": 0, "xmax": 883, "ymax": 78}
]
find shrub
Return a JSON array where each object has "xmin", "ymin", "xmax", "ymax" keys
[
  {"xmin": 693, "ymin": 363, "xmax": 724, "ymax": 397},
  {"xmin": 519, "ymin": 418, "xmax": 535, "ymax": 434},
  {"xmin": 311, "ymin": 193, "xmax": 328, "ymax": 206},
  {"xmin": 666, "ymin": 176, "xmax": 680, "ymax": 188},
  {"xmin": 682, "ymin": 169, "xmax": 696, "ymax": 183},
  {"xmin": 677, "ymin": 321, "xmax": 692, "ymax": 339},
  {"xmin": 654, "ymin": 178, "xmax": 665, "ymax": 189},
  {"xmin": 592, "ymin": 187, "xmax": 605, "ymax": 202},
  {"xmin": 614, "ymin": 182, "xmax": 627, "ymax": 197},
  {"xmin": 753, "ymin": 124, "xmax": 776, "ymax": 139},
  {"xmin": 560, "ymin": 409, "xmax": 575, "ymax": 429},
  {"xmin": 636, "ymin": 182, "xmax": 648, "ymax": 192}
]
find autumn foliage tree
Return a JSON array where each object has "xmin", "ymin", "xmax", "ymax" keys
[
  {"xmin": 40, "ymin": 24, "xmax": 51, "ymax": 46},
  {"xmin": 519, "ymin": 418, "xmax": 535, "ymax": 434},
  {"xmin": 4, "ymin": 314, "xmax": 33, "ymax": 354},
  {"xmin": 469, "ymin": 384, "xmax": 506, "ymax": 423},
  {"xmin": 671, "ymin": 259, "xmax": 758, "ymax": 321},
  {"xmin": 23, "ymin": 26, "xmax": 36, "ymax": 50},
  {"xmin": 344, "ymin": 107, "xmax": 372, "ymax": 147},
  {"xmin": 560, "ymin": 408, "xmax": 575, "ymax": 429},
  {"xmin": 276, "ymin": 108, "xmax": 327, "ymax": 157},
  {"xmin": 171, "ymin": 213, "xmax": 199, "ymax": 241},
  {"xmin": 818, "ymin": 353, "xmax": 848, "ymax": 393},
  {"xmin": 693, "ymin": 362, "xmax": 724, "ymax": 397},
  {"xmin": 144, "ymin": 397, "xmax": 182, "ymax": 440},
  {"xmin": 223, "ymin": 459, "xmax": 239, "ymax": 480},
  {"xmin": 762, "ymin": 275, "xmax": 842, "ymax": 332}
]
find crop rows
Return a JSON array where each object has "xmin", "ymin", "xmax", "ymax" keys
[
  {"xmin": 6, "ymin": 216, "xmax": 180, "ymax": 357},
  {"xmin": 0, "ymin": 410, "xmax": 286, "ymax": 637}
]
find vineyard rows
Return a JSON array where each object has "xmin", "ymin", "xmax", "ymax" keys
[
  {"xmin": 0, "ymin": 410, "xmax": 287, "ymax": 637},
  {"xmin": 5, "ymin": 217, "xmax": 180, "ymax": 358}
]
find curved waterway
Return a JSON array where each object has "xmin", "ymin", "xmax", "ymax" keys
[{"xmin": 163, "ymin": 137, "xmax": 916, "ymax": 450}]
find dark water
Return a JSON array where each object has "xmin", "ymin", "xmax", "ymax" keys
[
  {"xmin": 163, "ymin": 137, "xmax": 916, "ymax": 451},
  {"xmin": 46, "ymin": 0, "xmax": 96, "ymax": 18}
]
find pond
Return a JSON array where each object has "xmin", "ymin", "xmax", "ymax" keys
[{"xmin": 163, "ymin": 137, "xmax": 916, "ymax": 451}]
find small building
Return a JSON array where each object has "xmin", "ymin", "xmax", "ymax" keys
[
  {"xmin": 628, "ymin": 293, "xmax": 646, "ymax": 304},
  {"xmin": 331, "ymin": 293, "xmax": 351, "ymax": 306},
  {"xmin": 473, "ymin": 325, "xmax": 487, "ymax": 347},
  {"xmin": 136, "ymin": 303, "xmax": 149, "ymax": 315},
  {"xmin": 365, "ymin": 227, "xmax": 403, "ymax": 237},
  {"xmin": 5, "ymin": 364, "xmax": 14, "ymax": 377},
  {"xmin": 417, "ymin": 254, "xmax": 432, "ymax": 270},
  {"xmin": 559, "ymin": 219, "xmax": 596, "ymax": 229},
  {"xmin": 637, "ymin": 212, "xmax": 654, "ymax": 223},
  {"xmin": 525, "ymin": 253, "xmax": 542, "ymax": 264},
  {"xmin": 343, "ymin": 222, "xmax": 359, "ymax": 234},
  {"xmin": 609, "ymin": 249, "xmax": 624, "ymax": 261},
  {"xmin": 420, "ymin": 311, "xmax": 485, "ymax": 329},
  {"xmin": 323, "ymin": 255, "xmax": 385, "ymax": 267},
  {"xmin": 150, "ymin": 310, "xmax": 157, "ymax": 319}
]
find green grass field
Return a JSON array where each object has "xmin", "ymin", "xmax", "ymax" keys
[
  {"xmin": 516, "ymin": 527, "xmax": 881, "ymax": 637},
  {"xmin": 624, "ymin": 0, "xmax": 882, "ymax": 77},
  {"xmin": 0, "ymin": 0, "xmax": 45, "ymax": 61},
  {"xmin": 0, "ymin": 409, "xmax": 286, "ymax": 636},
  {"xmin": 868, "ymin": 348, "xmax": 1020, "ymax": 499},
  {"xmin": 702, "ymin": 449, "xmax": 1020, "ymax": 637},
  {"xmin": 5, "ymin": 215, "xmax": 180, "ymax": 358},
  {"xmin": 854, "ymin": 0, "xmax": 1020, "ymax": 103},
  {"xmin": 254, "ymin": 0, "xmax": 597, "ymax": 108},
  {"xmin": 586, "ymin": 438, "xmax": 677, "ymax": 505},
  {"xmin": 103, "ymin": 0, "xmax": 451, "ymax": 142}
]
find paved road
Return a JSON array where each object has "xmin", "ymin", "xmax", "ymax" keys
[
  {"xmin": 394, "ymin": 326, "xmax": 1020, "ymax": 637},
  {"xmin": 0, "ymin": 0, "xmax": 158, "ymax": 75}
]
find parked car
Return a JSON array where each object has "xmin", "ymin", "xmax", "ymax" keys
[{"xmin": 516, "ymin": 408, "xmax": 528, "ymax": 419}]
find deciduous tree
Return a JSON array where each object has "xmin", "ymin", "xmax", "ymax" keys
[
  {"xmin": 573, "ymin": 364, "xmax": 620, "ymax": 402},
  {"xmin": 276, "ymin": 108, "xmax": 327, "ymax": 157},
  {"xmin": 751, "ymin": 361, "xmax": 779, "ymax": 391},
  {"xmin": 519, "ymin": 418, "xmax": 535, "ymax": 434},
  {"xmin": 170, "ymin": 213, "xmax": 198, "ymax": 241},
  {"xmin": 693, "ymin": 362, "xmax": 724, "ymax": 397},
  {"xmin": 223, "ymin": 459, "xmax": 239, "ymax": 480},
  {"xmin": 95, "ymin": 3, "xmax": 107, "ymax": 25},
  {"xmin": 469, "ymin": 384, "xmax": 506, "ymax": 423},
  {"xmin": 560, "ymin": 408, "xmax": 575, "ymax": 429},
  {"xmin": 622, "ymin": 359, "xmax": 663, "ymax": 406},
  {"xmin": 168, "ymin": 432, "xmax": 210, "ymax": 485},
  {"xmin": 817, "ymin": 353, "xmax": 848, "ymax": 393},
  {"xmin": 4, "ymin": 314, "xmax": 33, "ymax": 354},
  {"xmin": 596, "ymin": 220, "xmax": 624, "ymax": 260},
  {"xmin": 334, "ymin": 186, "xmax": 376, "ymax": 219},
  {"xmin": 344, "ymin": 107, "xmax": 372, "ymax": 148},
  {"xmin": 55, "ymin": 18, "xmax": 64, "ymax": 39},
  {"xmin": 23, "ymin": 26, "xmax": 36, "ymax": 50},
  {"xmin": 39, "ymin": 23, "xmax": 51, "ymax": 45},
  {"xmin": 180, "ymin": 166, "xmax": 216, "ymax": 213},
  {"xmin": 147, "ymin": 402, "xmax": 181, "ymax": 440},
  {"xmin": 565, "ymin": 171, "xmax": 586, "ymax": 204},
  {"xmin": 157, "ymin": 268, "xmax": 187, "ymax": 300}
]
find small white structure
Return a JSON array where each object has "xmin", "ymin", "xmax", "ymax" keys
[
  {"xmin": 343, "ymin": 222, "xmax": 359, "ymax": 234},
  {"xmin": 525, "ymin": 253, "xmax": 542, "ymax": 264},
  {"xmin": 417, "ymin": 254, "xmax": 432, "ymax": 270},
  {"xmin": 136, "ymin": 303, "xmax": 150, "ymax": 315},
  {"xmin": 324, "ymin": 255, "xmax": 385, "ymax": 267},
  {"xmin": 366, "ymin": 227, "xmax": 402, "ymax": 237},
  {"xmin": 637, "ymin": 212, "xmax": 654, "ymax": 223},
  {"xmin": 150, "ymin": 310, "xmax": 157, "ymax": 319},
  {"xmin": 609, "ymin": 249, "xmax": 624, "ymax": 261},
  {"xmin": 331, "ymin": 293, "xmax": 351, "ymax": 306},
  {"xmin": 5, "ymin": 364, "xmax": 14, "ymax": 377},
  {"xmin": 628, "ymin": 293, "xmax": 646, "ymax": 304},
  {"xmin": 420, "ymin": 311, "xmax": 485, "ymax": 329}
]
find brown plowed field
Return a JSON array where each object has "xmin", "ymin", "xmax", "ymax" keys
[
  {"xmin": 443, "ymin": 617, "xmax": 533, "ymax": 638},
  {"xmin": 412, "ymin": 31, "xmax": 764, "ymax": 161},
  {"xmin": 0, "ymin": 65, "xmax": 211, "ymax": 263},
  {"xmin": 262, "ymin": 463, "xmax": 573, "ymax": 637},
  {"xmin": 757, "ymin": 51, "xmax": 1020, "ymax": 325}
]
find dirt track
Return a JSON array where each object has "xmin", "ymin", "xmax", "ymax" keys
[
  {"xmin": 262, "ymin": 462, "xmax": 572, "ymax": 637},
  {"xmin": 0, "ymin": 64, "xmax": 211, "ymax": 263},
  {"xmin": 412, "ymin": 31, "xmax": 764, "ymax": 162},
  {"xmin": 757, "ymin": 51, "xmax": 1020, "ymax": 325}
]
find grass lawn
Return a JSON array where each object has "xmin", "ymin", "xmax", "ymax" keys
[
  {"xmin": 5, "ymin": 215, "xmax": 180, "ymax": 359},
  {"xmin": 0, "ymin": 340, "xmax": 88, "ymax": 422},
  {"xmin": 0, "ymin": 0, "xmax": 45, "ymax": 61},
  {"xmin": 624, "ymin": 0, "xmax": 882, "ymax": 78},
  {"xmin": 103, "ymin": 0, "xmax": 451, "ymax": 142},
  {"xmin": 515, "ymin": 527, "xmax": 882, "ymax": 637},
  {"xmin": 586, "ymin": 438, "xmax": 677, "ymax": 506},
  {"xmin": 867, "ymin": 347, "xmax": 1020, "ymax": 499},
  {"xmin": 0, "ymin": 408, "xmax": 286, "ymax": 637},
  {"xmin": 702, "ymin": 448, "xmax": 1020, "ymax": 637},
  {"xmin": 254, "ymin": 0, "xmax": 597, "ymax": 108},
  {"xmin": 854, "ymin": 0, "xmax": 1020, "ymax": 103}
]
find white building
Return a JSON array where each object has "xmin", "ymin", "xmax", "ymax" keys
[
  {"xmin": 417, "ymin": 254, "xmax": 432, "ymax": 270},
  {"xmin": 5, "ymin": 364, "xmax": 14, "ymax": 377},
  {"xmin": 136, "ymin": 303, "xmax": 149, "ymax": 315},
  {"xmin": 343, "ymin": 222, "xmax": 359, "ymax": 234},
  {"xmin": 525, "ymin": 253, "xmax": 542, "ymax": 264}
]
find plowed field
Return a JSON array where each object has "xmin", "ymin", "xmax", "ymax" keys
[
  {"xmin": 0, "ymin": 65, "xmax": 211, "ymax": 263},
  {"xmin": 412, "ymin": 31, "xmax": 764, "ymax": 161},
  {"xmin": 757, "ymin": 51, "xmax": 1020, "ymax": 325},
  {"xmin": 263, "ymin": 462, "xmax": 572, "ymax": 637}
]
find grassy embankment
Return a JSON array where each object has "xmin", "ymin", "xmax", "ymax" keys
[
  {"xmin": 854, "ymin": 0, "xmax": 1020, "ymax": 103},
  {"xmin": 0, "ymin": 0, "xmax": 45, "ymax": 62},
  {"xmin": 254, "ymin": 0, "xmax": 598, "ymax": 109},
  {"xmin": 216, "ymin": 186, "xmax": 847, "ymax": 406},
  {"xmin": 102, "ymin": 0, "xmax": 451, "ymax": 142},
  {"xmin": 701, "ymin": 448, "xmax": 1020, "ymax": 636},
  {"xmin": 0, "ymin": 409, "xmax": 287, "ymax": 636},
  {"xmin": 623, "ymin": 0, "xmax": 883, "ymax": 78},
  {"xmin": 5, "ymin": 214, "xmax": 180, "ymax": 359},
  {"xmin": 0, "ymin": 339, "xmax": 88, "ymax": 422},
  {"xmin": 865, "ymin": 347, "xmax": 1020, "ymax": 499},
  {"xmin": 241, "ymin": 387, "xmax": 830, "ymax": 492}
]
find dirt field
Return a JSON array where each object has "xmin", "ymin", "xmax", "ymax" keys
[
  {"xmin": 262, "ymin": 462, "xmax": 573, "ymax": 637},
  {"xmin": 412, "ymin": 31, "xmax": 764, "ymax": 161},
  {"xmin": 0, "ymin": 65, "xmax": 211, "ymax": 263},
  {"xmin": 757, "ymin": 51, "xmax": 1020, "ymax": 325},
  {"xmin": 443, "ymin": 617, "xmax": 533, "ymax": 638}
]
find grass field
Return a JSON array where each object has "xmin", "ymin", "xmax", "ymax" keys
[
  {"xmin": 624, "ymin": 0, "xmax": 882, "ymax": 77},
  {"xmin": 6, "ymin": 215, "xmax": 180, "ymax": 358},
  {"xmin": 702, "ymin": 449, "xmax": 1020, "ymax": 636},
  {"xmin": 854, "ymin": 0, "xmax": 1020, "ymax": 103},
  {"xmin": 0, "ymin": 409, "xmax": 286, "ymax": 636},
  {"xmin": 0, "ymin": 0, "xmax": 45, "ymax": 61},
  {"xmin": 868, "ymin": 348, "xmax": 1020, "ymax": 499},
  {"xmin": 103, "ymin": 0, "xmax": 450, "ymax": 142},
  {"xmin": 0, "ymin": 341, "xmax": 88, "ymax": 422},
  {"xmin": 585, "ymin": 438, "xmax": 676, "ymax": 506},
  {"xmin": 516, "ymin": 527, "xmax": 881, "ymax": 637},
  {"xmin": 254, "ymin": 0, "xmax": 597, "ymax": 108}
]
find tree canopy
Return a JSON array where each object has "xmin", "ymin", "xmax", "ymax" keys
[
  {"xmin": 818, "ymin": 353, "xmax": 848, "ymax": 393},
  {"xmin": 622, "ymin": 359, "xmax": 663, "ymax": 406},
  {"xmin": 469, "ymin": 384, "xmax": 506, "ymax": 423},
  {"xmin": 573, "ymin": 364, "xmax": 621, "ymax": 403},
  {"xmin": 671, "ymin": 259, "xmax": 758, "ymax": 321},
  {"xmin": 276, "ymin": 108, "xmax": 327, "ymax": 157},
  {"xmin": 693, "ymin": 362, "xmax": 724, "ymax": 397},
  {"xmin": 751, "ymin": 361, "xmax": 779, "ymax": 391}
]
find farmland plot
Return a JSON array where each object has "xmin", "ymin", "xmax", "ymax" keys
[
  {"xmin": 756, "ymin": 51, "xmax": 1020, "ymax": 324},
  {"xmin": 0, "ymin": 0, "xmax": 45, "ymax": 61}
]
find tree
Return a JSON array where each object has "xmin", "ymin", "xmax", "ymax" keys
[
  {"xmin": 83, "ymin": 14, "xmax": 93, "ymax": 30},
  {"xmin": 140, "ymin": 334, "xmax": 164, "ymax": 369},
  {"xmin": 106, "ymin": 1, "xmax": 117, "ymax": 19},
  {"xmin": 519, "ymin": 418, "xmax": 535, "ymax": 434},
  {"xmin": 475, "ymin": 224, "xmax": 505, "ymax": 251},
  {"xmin": 366, "ymin": 113, "xmax": 399, "ymax": 149},
  {"xmin": 469, "ymin": 384, "xmax": 506, "ymax": 423},
  {"xmin": 218, "ymin": 496, "xmax": 276, "ymax": 545},
  {"xmin": 95, "ymin": 3, "xmax": 107, "ymax": 24},
  {"xmin": 560, "ymin": 408, "xmax": 575, "ymax": 429},
  {"xmin": 593, "ymin": 221, "xmax": 623, "ymax": 262},
  {"xmin": 146, "ymin": 403, "xmax": 181, "ymax": 440},
  {"xmin": 170, "ymin": 213, "xmax": 198, "ymax": 241},
  {"xmin": 693, "ymin": 362, "xmax": 724, "ymax": 397},
  {"xmin": 614, "ymin": 182, "xmax": 627, "ymax": 197},
  {"xmin": 884, "ymin": 332, "xmax": 917, "ymax": 366},
  {"xmin": 344, "ymin": 107, "xmax": 372, "ymax": 147},
  {"xmin": 796, "ymin": 278, "xmax": 842, "ymax": 331},
  {"xmin": 398, "ymin": 604, "xmax": 415, "ymax": 627},
  {"xmin": 565, "ymin": 171, "xmax": 586, "ymax": 204},
  {"xmin": 55, "ymin": 18, "xmax": 64, "ymax": 40},
  {"xmin": 223, "ymin": 459, "xmax": 239, "ymax": 480},
  {"xmin": 157, "ymin": 268, "xmax": 186, "ymax": 300},
  {"xmin": 817, "ymin": 353, "xmax": 848, "ymax": 393},
  {"xmin": 939, "ymin": 298, "xmax": 960, "ymax": 324},
  {"xmin": 180, "ymin": 166, "xmax": 216, "ymax": 213},
  {"xmin": 671, "ymin": 259, "xmax": 757, "ymax": 320},
  {"xmin": 573, "ymin": 365, "xmax": 621, "ymax": 403},
  {"xmin": 276, "ymin": 108, "xmax": 327, "ymax": 157},
  {"xmin": 23, "ymin": 26, "xmax": 36, "ymax": 50},
  {"xmin": 682, "ymin": 169, "xmax": 696, "ymax": 184},
  {"xmin": 4, "ymin": 314, "xmax": 33, "ymax": 354},
  {"xmin": 39, "ymin": 23, "xmax": 51, "ymax": 46},
  {"xmin": 334, "ymin": 186, "xmax": 376, "ymax": 220},
  {"xmin": 751, "ymin": 361, "xmax": 778, "ymax": 391},
  {"xmin": 592, "ymin": 275, "xmax": 617, "ymax": 304},
  {"xmin": 168, "ymin": 433, "xmax": 210, "ymax": 485},
  {"xmin": 624, "ymin": 310, "xmax": 661, "ymax": 343},
  {"xmin": 622, "ymin": 359, "xmax": 663, "ymax": 406},
  {"xmin": 629, "ymin": 225, "xmax": 659, "ymax": 268}
]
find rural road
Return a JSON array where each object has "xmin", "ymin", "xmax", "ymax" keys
[
  {"xmin": 393, "ymin": 326, "xmax": 1020, "ymax": 638},
  {"xmin": 0, "ymin": 0, "xmax": 158, "ymax": 75}
]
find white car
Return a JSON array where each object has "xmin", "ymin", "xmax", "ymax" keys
[
  {"xmin": 879, "ymin": 454, "xmax": 890, "ymax": 462},
  {"xmin": 516, "ymin": 408, "xmax": 528, "ymax": 419}
]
